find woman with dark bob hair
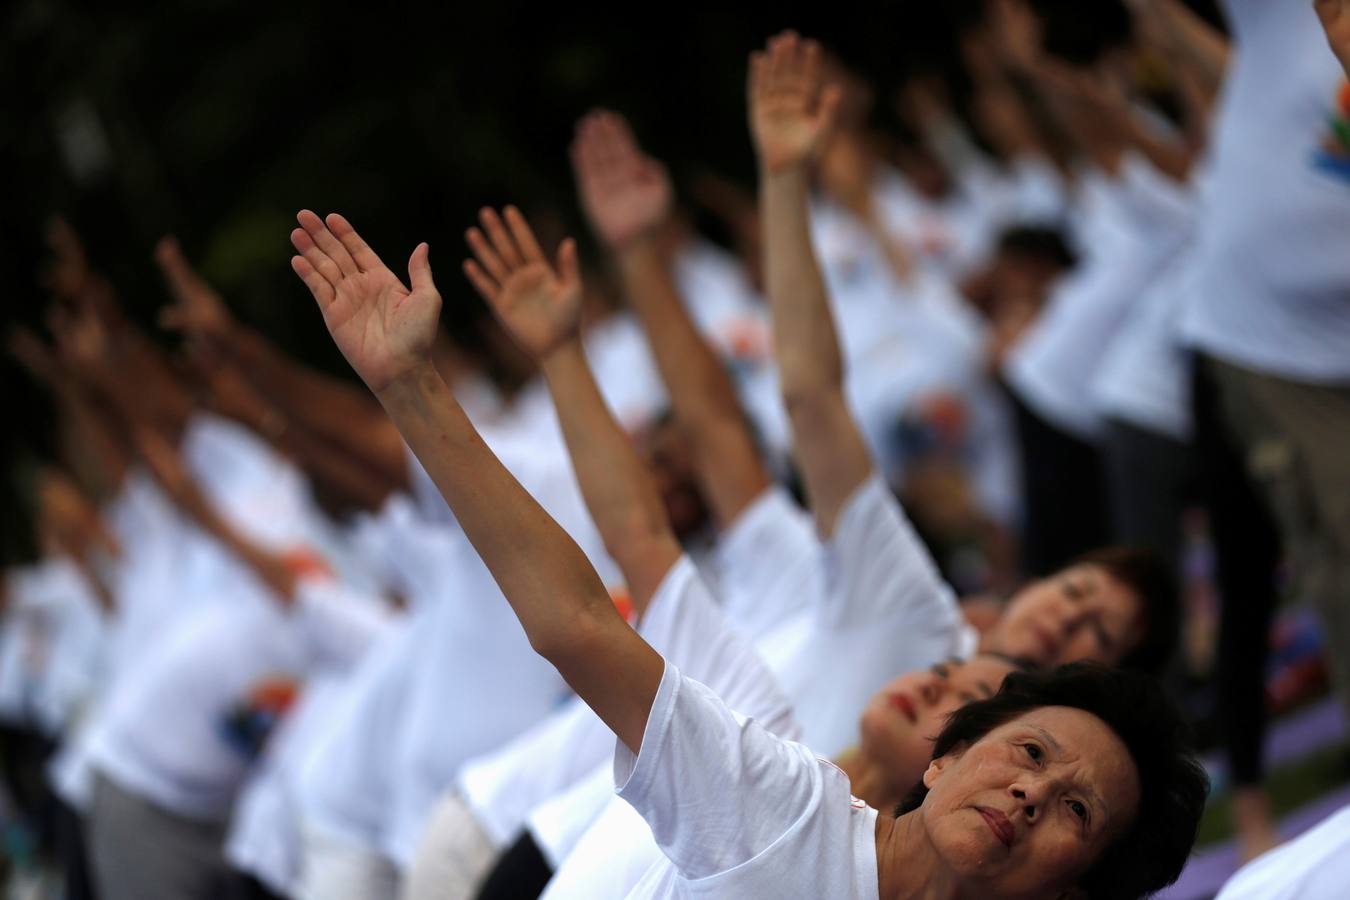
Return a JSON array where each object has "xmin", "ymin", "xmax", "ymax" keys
[
  {"xmin": 286, "ymin": 191, "xmax": 1208, "ymax": 896},
  {"xmin": 896, "ymin": 663, "xmax": 1209, "ymax": 900}
]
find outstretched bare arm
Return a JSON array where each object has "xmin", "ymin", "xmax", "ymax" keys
[
  {"xmin": 290, "ymin": 211, "xmax": 662, "ymax": 752},
  {"xmin": 463, "ymin": 205, "xmax": 682, "ymax": 611},
  {"xmin": 571, "ymin": 111, "xmax": 772, "ymax": 529},
  {"xmin": 750, "ymin": 31, "xmax": 873, "ymax": 536}
]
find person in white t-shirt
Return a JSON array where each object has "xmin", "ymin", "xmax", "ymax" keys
[
  {"xmin": 287, "ymin": 142, "xmax": 1207, "ymax": 899},
  {"xmin": 1215, "ymin": 803, "xmax": 1350, "ymax": 900},
  {"xmin": 1180, "ymin": 0, "xmax": 1350, "ymax": 861}
]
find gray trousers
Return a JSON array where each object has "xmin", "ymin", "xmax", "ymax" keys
[
  {"xmin": 1208, "ymin": 358, "xmax": 1350, "ymax": 722},
  {"xmin": 89, "ymin": 773, "xmax": 231, "ymax": 900}
]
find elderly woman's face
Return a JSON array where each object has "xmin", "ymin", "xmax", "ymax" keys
[
  {"xmin": 858, "ymin": 656, "xmax": 1017, "ymax": 789},
  {"xmin": 918, "ymin": 706, "xmax": 1141, "ymax": 899}
]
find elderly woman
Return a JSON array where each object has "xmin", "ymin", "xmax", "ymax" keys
[{"xmin": 285, "ymin": 184, "xmax": 1206, "ymax": 896}]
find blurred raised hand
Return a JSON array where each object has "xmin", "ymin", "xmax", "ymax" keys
[
  {"xmin": 462, "ymin": 206, "xmax": 582, "ymax": 361},
  {"xmin": 571, "ymin": 111, "xmax": 673, "ymax": 250},
  {"xmin": 289, "ymin": 211, "xmax": 441, "ymax": 394},
  {"xmin": 155, "ymin": 237, "xmax": 235, "ymax": 338},
  {"xmin": 1316, "ymin": 0, "xmax": 1350, "ymax": 78},
  {"xmin": 748, "ymin": 31, "xmax": 843, "ymax": 173}
]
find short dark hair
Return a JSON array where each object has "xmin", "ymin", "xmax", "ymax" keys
[
  {"xmin": 898, "ymin": 663, "xmax": 1208, "ymax": 900},
  {"xmin": 1031, "ymin": 0, "xmax": 1134, "ymax": 66},
  {"xmin": 1072, "ymin": 545, "xmax": 1180, "ymax": 674},
  {"xmin": 996, "ymin": 225, "xmax": 1077, "ymax": 270}
]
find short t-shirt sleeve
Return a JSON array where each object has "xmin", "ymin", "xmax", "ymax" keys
[
  {"xmin": 637, "ymin": 556, "xmax": 798, "ymax": 741},
  {"xmin": 614, "ymin": 661, "xmax": 827, "ymax": 881},
  {"xmin": 821, "ymin": 473, "xmax": 963, "ymax": 636},
  {"xmin": 711, "ymin": 486, "xmax": 822, "ymax": 641}
]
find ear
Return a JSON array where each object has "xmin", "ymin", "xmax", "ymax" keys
[{"xmin": 922, "ymin": 744, "xmax": 966, "ymax": 789}]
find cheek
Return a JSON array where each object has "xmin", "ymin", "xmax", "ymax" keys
[{"xmin": 1058, "ymin": 630, "xmax": 1109, "ymax": 665}]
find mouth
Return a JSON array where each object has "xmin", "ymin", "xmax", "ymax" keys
[
  {"xmin": 887, "ymin": 692, "xmax": 917, "ymax": 724},
  {"xmin": 976, "ymin": 807, "xmax": 1015, "ymax": 849}
]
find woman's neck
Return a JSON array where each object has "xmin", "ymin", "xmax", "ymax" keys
[{"xmin": 874, "ymin": 811, "xmax": 961, "ymax": 900}]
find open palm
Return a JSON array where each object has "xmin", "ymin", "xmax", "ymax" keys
[
  {"xmin": 289, "ymin": 210, "xmax": 441, "ymax": 393},
  {"xmin": 571, "ymin": 110, "xmax": 673, "ymax": 249},
  {"xmin": 462, "ymin": 206, "xmax": 582, "ymax": 360},
  {"xmin": 749, "ymin": 31, "xmax": 842, "ymax": 173}
]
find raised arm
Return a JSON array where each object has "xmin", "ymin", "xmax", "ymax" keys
[
  {"xmin": 289, "ymin": 211, "xmax": 662, "ymax": 752},
  {"xmin": 750, "ymin": 32, "xmax": 873, "ymax": 536},
  {"xmin": 571, "ymin": 111, "xmax": 772, "ymax": 528},
  {"xmin": 155, "ymin": 236, "xmax": 411, "ymax": 487},
  {"xmin": 1317, "ymin": 0, "xmax": 1350, "ymax": 79},
  {"xmin": 463, "ymin": 205, "xmax": 681, "ymax": 611}
]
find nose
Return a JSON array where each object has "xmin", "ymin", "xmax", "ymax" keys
[{"xmin": 1010, "ymin": 780, "xmax": 1048, "ymax": 822}]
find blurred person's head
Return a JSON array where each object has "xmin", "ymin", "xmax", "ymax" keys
[
  {"xmin": 634, "ymin": 412, "xmax": 709, "ymax": 541},
  {"xmin": 961, "ymin": 225, "xmax": 1076, "ymax": 320},
  {"xmin": 984, "ymin": 547, "xmax": 1178, "ymax": 673},
  {"xmin": 857, "ymin": 653, "xmax": 1026, "ymax": 804}
]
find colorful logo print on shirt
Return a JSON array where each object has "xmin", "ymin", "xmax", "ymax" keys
[
  {"xmin": 1313, "ymin": 81, "xmax": 1350, "ymax": 182},
  {"xmin": 219, "ymin": 674, "xmax": 300, "ymax": 761}
]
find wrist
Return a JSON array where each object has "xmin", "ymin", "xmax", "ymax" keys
[
  {"xmin": 374, "ymin": 361, "xmax": 445, "ymax": 411},
  {"xmin": 539, "ymin": 337, "xmax": 587, "ymax": 380}
]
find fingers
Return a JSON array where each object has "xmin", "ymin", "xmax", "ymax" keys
[
  {"xmin": 407, "ymin": 242, "xmax": 435, "ymax": 294},
  {"xmin": 297, "ymin": 209, "xmax": 360, "ymax": 278},
  {"xmin": 462, "ymin": 259, "xmax": 500, "ymax": 303},
  {"xmin": 290, "ymin": 255, "xmax": 335, "ymax": 309},
  {"xmin": 503, "ymin": 206, "xmax": 545, "ymax": 264},
  {"xmin": 290, "ymin": 214, "xmax": 346, "ymax": 291},
  {"xmin": 555, "ymin": 238, "xmax": 579, "ymax": 290},
  {"xmin": 478, "ymin": 207, "xmax": 524, "ymax": 269},
  {"xmin": 153, "ymin": 235, "xmax": 206, "ymax": 304},
  {"xmin": 326, "ymin": 213, "xmax": 387, "ymax": 274},
  {"xmin": 465, "ymin": 227, "xmax": 509, "ymax": 283}
]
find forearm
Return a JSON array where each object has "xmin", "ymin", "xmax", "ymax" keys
[
  {"xmin": 760, "ymin": 170, "xmax": 846, "ymax": 394},
  {"xmin": 375, "ymin": 362, "xmax": 662, "ymax": 749},
  {"xmin": 539, "ymin": 341, "xmax": 681, "ymax": 610},
  {"xmin": 615, "ymin": 241, "xmax": 772, "ymax": 528},
  {"xmin": 221, "ymin": 323, "xmax": 409, "ymax": 484},
  {"xmin": 760, "ymin": 167, "xmax": 874, "ymax": 533},
  {"xmin": 1152, "ymin": 0, "xmax": 1230, "ymax": 98}
]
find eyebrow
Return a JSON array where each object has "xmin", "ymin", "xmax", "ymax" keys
[{"xmin": 1030, "ymin": 725, "xmax": 1111, "ymax": 821}]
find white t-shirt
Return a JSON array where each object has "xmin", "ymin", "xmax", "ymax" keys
[
  {"xmin": 90, "ymin": 574, "xmax": 392, "ymax": 821},
  {"xmin": 457, "ymin": 549, "xmax": 799, "ymax": 854},
  {"xmin": 1215, "ymin": 804, "xmax": 1350, "ymax": 899},
  {"xmin": 617, "ymin": 661, "xmax": 879, "ymax": 899},
  {"xmin": 542, "ymin": 477, "xmax": 971, "ymax": 899},
  {"xmin": 1181, "ymin": 0, "xmax": 1350, "ymax": 383},
  {"xmin": 1005, "ymin": 158, "xmax": 1188, "ymax": 440},
  {"xmin": 770, "ymin": 474, "xmax": 977, "ymax": 757},
  {"xmin": 299, "ymin": 419, "xmax": 617, "ymax": 868},
  {"xmin": 0, "ymin": 557, "xmax": 105, "ymax": 736},
  {"xmin": 53, "ymin": 414, "xmax": 329, "ymax": 811},
  {"xmin": 1090, "ymin": 161, "xmax": 1204, "ymax": 441}
]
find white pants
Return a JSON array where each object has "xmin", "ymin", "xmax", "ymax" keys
[
  {"xmin": 402, "ymin": 791, "xmax": 500, "ymax": 900},
  {"xmin": 297, "ymin": 818, "xmax": 401, "ymax": 900}
]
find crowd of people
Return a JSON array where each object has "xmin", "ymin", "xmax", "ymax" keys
[{"xmin": 3, "ymin": 0, "xmax": 1350, "ymax": 897}]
